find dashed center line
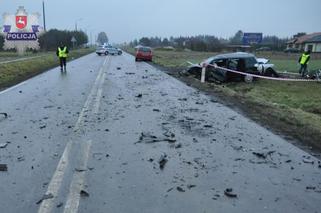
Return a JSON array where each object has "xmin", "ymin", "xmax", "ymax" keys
[{"xmin": 38, "ymin": 56, "xmax": 110, "ymax": 213}]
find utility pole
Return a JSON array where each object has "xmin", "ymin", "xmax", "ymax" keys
[{"xmin": 42, "ymin": 0, "xmax": 46, "ymax": 31}]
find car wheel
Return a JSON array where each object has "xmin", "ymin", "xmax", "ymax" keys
[
  {"xmin": 118, "ymin": 51, "xmax": 122, "ymax": 55},
  {"xmin": 135, "ymin": 58, "xmax": 138, "ymax": 61},
  {"xmin": 105, "ymin": 52, "xmax": 109, "ymax": 55},
  {"xmin": 97, "ymin": 53, "xmax": 101, "ymax": 56}
]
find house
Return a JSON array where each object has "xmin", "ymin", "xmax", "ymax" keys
[{"xmin": 287, "ymin": 32, "xmax": 321, "ymax": 53}]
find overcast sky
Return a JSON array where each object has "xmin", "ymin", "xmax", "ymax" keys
[{"xmin": 1, "ymin": 0, "xmax": 321, "ymax": 43}]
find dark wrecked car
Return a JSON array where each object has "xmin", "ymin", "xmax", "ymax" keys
[{"xmin": 183, "ymin": 52, "xmax": 279, "ymax": 82}]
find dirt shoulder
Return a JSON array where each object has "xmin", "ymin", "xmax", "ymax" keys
[{"xmin": 151, "ymin": 63, "xmax": 321, "ymax": 154}]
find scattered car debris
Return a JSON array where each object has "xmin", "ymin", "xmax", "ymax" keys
[
  {"xmin": 36, "ymin": 193, "xmax": 54, "ymax": 204},
  {"xmin": 80, "ymin": 190, "xmax": 90, "ymax": 197},
  {"xmin": 224, "ymin": 188, "xmax": 238, "ymax": 198},
  {"xmin": 75, "ymin": 168, "xmax": 87, "ymax": 172},
  {"xmin": 136, "ymin": 132, "xmax": 177, "ymax": 144},
  {"xmin": 306, "ymin": 186, "xmax": 316, "ymax": 190},
  {"xmin": 252, "ymin": 151, "xmax": 275, "ymax": 159},
  {"xmin": 176, "ymin": 186, "xmax": 185, "ymax": 192},
  {"xmin": 167, "ymin": 187, "xmax": 174, "ymax": 192},
  {"xmin": 0, "ymin": 112, "xmax": 8, "ymax": 118},
  {"xmin": 302, "ymin": 156, "xmax": 314, "ymax": 164},
  {"xmin": 0, "ymin": 142, "xmax": 9, "ymax": 148},
  {"xmin": 187, "ymin": 184, "xmax": 196, "ymax": 189},
  {"xmin": 17, "ymin": 156, "xmax": 25, "ymax": 162},
  {"xmin": 136, "ymin": 94, "xmax": 143, "ymax": 98},
  {"xmin": 0, "ymin": 164, "xmax": 8, "ymax": 171},
  {"xmin": 159, "ymin": 154, "xmax": 168, "ymax": 170}
]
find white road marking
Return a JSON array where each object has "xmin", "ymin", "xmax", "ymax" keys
[
  {"xmin": 0, "ymin": 81, "xmax": 27, "ymax": 95},
  {"xmin": 38, "ymin": 56, "xmax": 109, "ymax": 213},
  {"xmin": 63, "ymin": 140, "xmax": 92, "ymax": 213},
  {"xmin": 37, "ymin": 141, "xmax": 72, "ymax": 213},
  {"xmin": 74, "ymin": 57, "xmax": 109, "ymax": 131}
]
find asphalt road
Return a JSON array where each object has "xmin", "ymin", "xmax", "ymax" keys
[{"xmin": 0, "ymin": 52, "xmax": 320, "ymax": 213}]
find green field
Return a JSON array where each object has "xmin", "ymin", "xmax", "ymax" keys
[
  {"xmin": 129, "ymin": 48, "xmax": 321, "ymax": 147},
  {"xmin": 0, "ymin": 48, "xmax": 93, "ymax": 89}
]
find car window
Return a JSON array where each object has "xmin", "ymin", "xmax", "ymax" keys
[
  {"xmin": 213, "ymin": 59, "xmax": 226, "ymax": 67},
  {"xmin": 244, "ymin": 57, "xmax": 257, "ymax": 69}
]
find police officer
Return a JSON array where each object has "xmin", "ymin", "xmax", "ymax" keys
[
  {"xmin": 56, "ymin": 42, "xmax": 69, "ymax": 72},
  {"xmin": 298, "ymin": 50, "xmax": 311, "ymax": 77}
]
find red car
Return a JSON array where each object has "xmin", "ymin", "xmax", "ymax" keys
[{"xmin": 135, "ymin": 46, "xmax": 152, "ymax": 61}]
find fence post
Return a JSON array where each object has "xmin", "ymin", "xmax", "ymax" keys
[{"xmin": 201, "ymin": 64, "xmax": 206, "ymax": 83}]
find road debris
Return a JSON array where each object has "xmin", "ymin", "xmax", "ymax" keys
[
  {"xmin": 56, "ymin": 202, "xmax": 63, "ymax": 208},
  {"xmin": 0, "ymin": 112, "xmax": 8, "ymax": 117},
  {"xmin": 0, "ymin": 142, "xmax": 9, "ymax": 148},
  {"xmin": 135, "ymin": 94, "xmax": 143, "ymax": 98},
  {"xmin": 224, "ymin": 188, "xmax": 238, "ymax": 198},
  {"xmin": 36, "ymin": 193, "xmax": 54, "ymax": 204},
  {"xmin": 187, "ymin": 184, "xmax": 196, "ymax": 189},
  {"xmin": 75, "ymin": 168, "xmax": 87, "ymax": 172},
  {"xmin": 80, "ymin": 190, "xmax": 90, "ymax": 197},
  {"xmin": 159, "ymin": 154, "xmax": 168, "ymax": 170},
  {"xmin": 252, "ymin": 151, "xmax": 275, "ymax": 159},
  {"xmin": 302, "ymin": 156, "xmax": 314, "ymax": 164},
  {"xmin": 0, "ymin": 164, "xmax": 8, "ymax": 171},
  {"xmin": 176, "ymin": 186, "xmax": 185, "ymax": 192},
  {"xmin": 136, "ymin": 132, "xmax": 177, "ymax": 144}
]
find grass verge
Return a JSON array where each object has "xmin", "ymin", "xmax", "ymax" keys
[{"xmin": 0, "ymin": 48, "xmax": 93, "ymax": 90}]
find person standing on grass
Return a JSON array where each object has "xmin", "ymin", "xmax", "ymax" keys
[
  {"xmin": 56, "ymin": 42, "xmax": 69, "ymax": 72},
  {"xmin": 298, "ymin": 50, "xmax": 311, "ymax": 77}
]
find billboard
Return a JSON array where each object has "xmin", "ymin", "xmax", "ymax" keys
[{"xmin": 242, "ymin": 33, "xmax": 263, "ymax": 45}]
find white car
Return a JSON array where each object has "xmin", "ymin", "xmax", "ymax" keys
[{"xmin": 96, "ymin": 45, "xmax": 122, "ymax": 56}]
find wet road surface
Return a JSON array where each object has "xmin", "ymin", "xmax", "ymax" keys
[{"xmin": 0, "ymin": 53, "xmax": 320, "ymax": 213}]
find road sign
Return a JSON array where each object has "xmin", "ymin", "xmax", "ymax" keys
[
  {"xmin": 71, "ymin": 36, "xmax": 77, "ymax": 43},
  {"xmin": 242, "ymin": 33, "xmax": 263, "ymax": 45}
]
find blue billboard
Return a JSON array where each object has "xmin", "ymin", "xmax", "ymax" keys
[{"xmin": 242, "ymin": 33, "xmax": 263, "ymax": 45}]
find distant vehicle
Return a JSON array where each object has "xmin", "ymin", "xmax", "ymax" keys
[
  {"xmin": 135, "ymin": 46, "xmax": 153, "ymax": 61},
  {"xmin": 96, "ymin": 45, "xmax": 122, "ymax": 56},
  {"xmin": 284, "ymin": 48, "xmax": 300, "ymax": 53},
  {"xmin": 184, "ymin": 52, "xmax": 278, "ymax": 82},
  {"xmin": 256, "ymin": 47, "xmax": 271, "ymax": 51}
]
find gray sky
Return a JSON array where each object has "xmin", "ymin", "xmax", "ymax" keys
[{"xmin": 1, "ymin": 0, "xmax": 321, "ymax": 43}]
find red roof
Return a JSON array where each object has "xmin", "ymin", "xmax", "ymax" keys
[{"xmin": 292, "ymin": 32, "xmax": 321, "ymax": 44}]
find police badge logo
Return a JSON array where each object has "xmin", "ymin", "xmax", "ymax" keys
[
  {"xmin": 1, "ymin": 6, "xmax": 44, "ymax": 55},
  {"xmin": 16, "ymin": 15, "xmax": 27, "ymax": 29}
]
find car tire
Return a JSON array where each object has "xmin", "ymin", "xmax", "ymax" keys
[
  {"xmin": 135, "ymin": 58, "xmax": 139, "ymax": 62},
  {"xmin": 105, "ymin": 52, "xmax": 109, "ymax": 55},
  {"xmin": 118, "ymin": 51, "xmax": 122, "ymax": 55},
  {"xmin": 97, "ymin": 53, "xmax": 101, "ymax": 56}
]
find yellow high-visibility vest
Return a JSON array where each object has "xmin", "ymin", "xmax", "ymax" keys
[
  {"xmin": 300, "ymin": 53, "xmax": 310, "ymax": 65},
  {"xmin": 58, "ymin": 47, "xmax": 68, "ymax": 58}
]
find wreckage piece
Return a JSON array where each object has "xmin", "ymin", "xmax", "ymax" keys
[
  {"xmin": 224, "ymin": 188, "xmax": 238, "ymax": 198},
  {"xmin": 159, "ymin": 154, "xmax": 168, "ymax": 170},
  {"xmin": 0, "ymin": 113, "xmax": 8, "ymax": 118}
]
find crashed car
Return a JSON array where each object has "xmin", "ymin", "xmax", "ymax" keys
[
  {"xmin": 184, "ymin": 52, "xmax": 278, "ymax": 82},
  {"xmin": 96, "ymin": 45, "xmax": 122, "ymax": 56}
]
